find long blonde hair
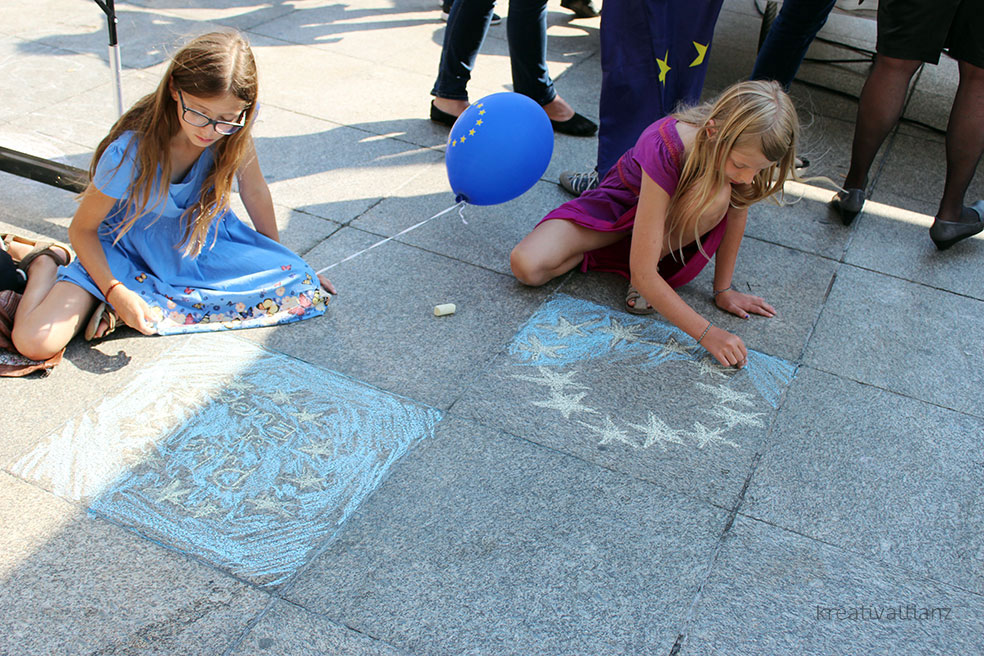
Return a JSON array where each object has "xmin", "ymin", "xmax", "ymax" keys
[
  {"xmin": 87, "ymin": 30, "xmax": 259, "ymax": 257},
  {"xmin": 668, "ymin": 80, "xmax": 799, "ymax": 258}
]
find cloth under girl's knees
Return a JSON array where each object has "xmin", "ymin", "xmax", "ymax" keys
[{"xmin": 0, "ymin": 249, "xmax": 27, "ymax": 294}]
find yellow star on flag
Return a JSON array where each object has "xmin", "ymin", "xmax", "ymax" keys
[
  {"xmin": 657, "ymin": 50, "xmax": 671, "ymax": 84},
  {"xmin": 690, "ymin": 42, "xmax": 708, "ymax": 67}
]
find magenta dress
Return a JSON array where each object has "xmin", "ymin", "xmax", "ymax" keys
[{"xmin": 539, "ymin": 116, "xmax": 727, "ymax": 289}]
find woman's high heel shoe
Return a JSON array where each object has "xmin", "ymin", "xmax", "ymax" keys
[
  {"xmin": 831, "ymin": 187, "xmax": 865, "ymax": 226},
  {"xmin": 929, "ymin": 200, "xmax": 984, "ymax": 251}
]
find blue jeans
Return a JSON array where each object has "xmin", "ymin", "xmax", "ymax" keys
[
  {"xmin": 596, "ymin": 0, "xmax": 724, "ymax": 178},
  {"xmin": 751, "ymin": 0, "xmax": 838, "ymax": 89},
  {"xmin": 431, "ymin": 0, "xmax": 556, "ymax": 105}
]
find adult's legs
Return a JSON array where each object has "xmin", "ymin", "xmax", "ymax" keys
[
  {"xmin": 596, "ymin": 0, "xmax": 724, "ymax": 178},
  {"xmin": 843, "ymin": 54, "xmax": 922, "ymax": 189},
  {"xmin": 431, "ymin": 0, "xmax": 496, "ymax": 115},
  {"xmin": 936, "ymin": 59, "xmax": 984, "ymax": 222},
  {"xmin": 505, "ymin": 0, "xmax": 554, "ymax": 105},
  {"xmin": 510, "ymin": 219, "xmax": 626, "ymax": 286},
  {"xmin": 750, "ymin": 0, "xmax": 838, "ymax": 89}
]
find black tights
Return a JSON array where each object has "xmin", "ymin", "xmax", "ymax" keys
[{"xmin": 845, "ymin": 55, "xmax": 984, "ymax": 222}]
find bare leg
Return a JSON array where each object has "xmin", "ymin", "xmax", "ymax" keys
[
  {"xmin": 510, "ymin": 218, "xmax": 627, "ymax": 286},
  {"xmin": 844, "ymin": 54, "xmax": 922, "ymax": 189},
  {"xmin": 936, "ymin": 59, "xmax": 984, "ymax": 223},
  {"xmin": 12, "ymin": 266, "xmax": 97, "ymax": 361}
]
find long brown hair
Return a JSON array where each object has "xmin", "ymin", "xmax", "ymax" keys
[
  {"xmin": 87, "ymin": 30, "xmax": 258, "ymax": 256},
  {"xmin": 669, "ymin": 80, "xmax": 799, "ymax": 259}
]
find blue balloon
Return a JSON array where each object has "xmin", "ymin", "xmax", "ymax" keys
[{"xmin": 445, "ymin": 92, "xmax": 554, "ymax": 206}]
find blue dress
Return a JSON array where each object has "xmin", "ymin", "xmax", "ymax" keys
[{"xmin": 58, "ymin": 132, "xmax": 327, "ymax": 335}]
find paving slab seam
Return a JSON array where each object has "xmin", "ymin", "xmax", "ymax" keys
[
  {"xmin": 836, "ymin": 260, "xmax": 984, "ymax": 302},
  {"xmin": 727, "ymin": 510, "xmax": 984, "ymax": 601},
  {"xmin": 666, "ymin": 452, "xmax": 766, "ymax": 656},
  {"xmin": 796, "ymin": 362, "xmax": 984, "ymax": 421},
  {"xmin": 218, "ymin": 594, "xmax": 280, "ymax": 656}
]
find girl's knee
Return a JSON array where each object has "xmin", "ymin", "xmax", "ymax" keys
[
  {"xmin": 510, "ymin": 244, "xmax": 546, "ymax": 286},
  {"xmin": 12, "ymin": 322, "xmax": 67, "ymax": 362}
]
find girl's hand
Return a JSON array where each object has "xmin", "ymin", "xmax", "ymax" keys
[
  {"xmin": 714, "ymin": 289, "xmax": 775, "ymax": 319},
  {"xmin": 107, "ymin": 285, "xmax": 156, "ymax": 335},
  {"xmin": 317, "ymin": 273, "xmax": 337, "ymax": 295},
  {"xmin": 701, "ymin": 325, "xmax": 748, "ymax": 368}
]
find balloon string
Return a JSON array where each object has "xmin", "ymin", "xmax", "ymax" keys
[{"xmin": 315, "ymin": 200, "xmax": 466, "ymax": 274}]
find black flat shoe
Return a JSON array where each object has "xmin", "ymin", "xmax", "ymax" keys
[
  {"xmin": 929, "ymin": 200, "xmax": 984, "ymax": 250},
  {"xmin": 560, "ymin": 0, "xmax": 599, "ymax": 18},
  {"xmin": 550, "ymin": 112, "xmax": 597, "ymax": 137},
  {"xmin": 430, "ymin": 101, "xmax": 460, "ymax": 128},
  {"xmin": 831, "ymin": 187, "xmax": 865, "ymax": 226}
]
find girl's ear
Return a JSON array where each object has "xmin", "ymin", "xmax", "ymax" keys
[{"xmin": 704, "ymin": 119, "xmax": 717, "ymax": 139}]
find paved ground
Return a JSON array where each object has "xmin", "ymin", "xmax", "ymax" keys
[{"xmin": 2, "ymin": 1, "xmax": 983, "ymax": 654}]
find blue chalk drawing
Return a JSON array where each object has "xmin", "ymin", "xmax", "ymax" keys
[
  {"xmin": 505, "ymin": 294, "xmax": 797, "ymax": 451},
  {"xmin": 9, "ymin": 334, "xmax": 441, "ymax": 587}
]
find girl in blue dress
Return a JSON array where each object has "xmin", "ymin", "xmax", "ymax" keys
[{"xmin": 13, "ymin": 31, "xmax": 334, "ymax": 362}]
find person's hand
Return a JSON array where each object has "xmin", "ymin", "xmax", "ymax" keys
[
  {"xmin": 318, "ymin": 273, "xmax": 337, "ymax": 295},
  {"xmin": 700, "ymin": 324, "xmax": 748, "ymax": 368},
  {"xmin": 714, "ymin": 289, "xmax": 775, "ymax": 319},
  {"xmin": 107, "ymin": 285, "xmax": 156, "ymax": 335}
]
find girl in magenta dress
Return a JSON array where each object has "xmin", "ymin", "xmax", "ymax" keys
[{"xmin": 511, "ymin": 80, "xmax": 801, "ymax": 369}]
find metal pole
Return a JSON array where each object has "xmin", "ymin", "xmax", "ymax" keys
[{"xmin": 94, "ymin": 0, "xmax": 124, "ymax": 117}]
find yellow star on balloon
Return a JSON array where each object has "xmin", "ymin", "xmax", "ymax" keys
[
  {"xmin": 469, "ymin": 129, "xmax": 476, "ymax": 136},
  {"xmin": 460, "ymin": 135, "xmax": 467, "ymax": 142},
  {"xmin": 690, "ymin": 41, "xmax": 708, "ymax": 67},
  {"xmin": 476, "ymin": 119, "xmax": 483, "ymax": 126},
  {"xmin": 657, "ymin": 50, "xmax": 671, "ymax": 84}
]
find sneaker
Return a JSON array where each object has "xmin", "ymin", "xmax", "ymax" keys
[{"xmin": 559, "ymin": 169, "xmax": 598, "ymax": 196}]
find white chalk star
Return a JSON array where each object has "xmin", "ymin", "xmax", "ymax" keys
[
  {"xmin": 285, "ymin": 469, "xmax": 324, "ymax": 490},
  {"xmin": 599, "ymin": 317, "xmax": 645, "ymax": 349},
  {"xmin": 695, "ymin": 382, "xmax": 756, "ymax": 407},
  {"xmin": 579, "ymin": 415, "xmax": 638, "ymax": 448},
  {"xmin": 290, "ymin": 409, "xmax": 322, "ymax": 423},
  {"xmin": 268, "ymin": 389, "xmax": 291, "ymax": 404},
  {"xmin": 300, "ymin": 441, "xmax": 335, "ymax": 458},
  {"xmin": 532, "ymin": 390, "xmax": 598, "ymax": 419},
  {"xmin": 657, "ymin": 336, "xmax": 697, "ymax": 359},
  {"xmin": 626, "ymin": 413, "xmax": 685, "ymax": 450},
  {"xmin": 154, "ymin": 478, "xmax": 190, "ymax": 505},
  {"xmin": 189, "ymin": 501, "xmax": 222, "ymax": 519},
  {"xmin": 224, "ymin": 378, "xmax": 252, "ymax": 392},
  {"xmin": 703, "ymin": 405, "xmax": 765, "ymax": 429},
  {"xmin": 687, "ymin": 422, "xmax": 738, "ymax": 449},
  {"xmin": 516, "ymin": 334, "xmax": 567, "ymax": 361},
  {"xmin": 549, "ymin": 316, "xmax": 597, "ymax": 339},
  {"xmin": 691, "ymin": 355, "xmax": 731, "ymax": 379},
  {"xmin": 511, "ymin": 366, "xmax": 588, "ymax": 393}
]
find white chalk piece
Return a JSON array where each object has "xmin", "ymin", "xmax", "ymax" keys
[{"xmin": 433, "ymin": 303, "xmax": 456, "ymax": 317}]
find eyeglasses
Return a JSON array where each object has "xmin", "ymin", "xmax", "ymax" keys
[{"xmin": 177, "ymin": 90, "xmax": 247, "ymax": 135}]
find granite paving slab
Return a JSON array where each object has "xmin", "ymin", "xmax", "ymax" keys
[
  {"xmin": 227, "ymin": 600, "xmax": 408, "ymax": 656},
  {"xmin": 0, "ymin": 471, "xmax": 268, "ymax": 656},
  {"xmin": 744, "ymin": 367, "xmax": 984, "ymax": 595},
  {"xmin": 125, "ymin": 0, "xmax": 301, "ymax": 33},
  {"xmin": 246, "ymin": 226, "xmax": 553, "ymax": 408},
  {"xmin": 250, "ymin": 103, "xmax": 441, "ymax": 226},
  {"xmin": 350, "ymin": 175, "xmax": 571, "ymax": 276},
  {"xmin": 0, "ymin": 331, "xmax": 184, "ymax": 463},
  {"xmin": 874, "ymin": 130, "xmax": 984, "ymax": 210},
  {"xmin": 247, "ymin": 35, "xmax": 497, "ymax": 151},
  {"xmin": 803, "ymin": 265, "xmax": 984, "ymax": 417},
  {"xmin": 286, "ymin": 416, "xmax": 730, "ymax": 656},
  {"xmin": 4, "ymin": 333, "xmax": 442, "ymax": 588},
  {"xmin": 845, "ymin": 189, "xmax": 984, "ymax": 299},
  {"xmin": 679, "ymin": 516, "xmax": 984, "ymax": 656},
  {"xmin": 452, "ymin": 294, "xmax": 797, "ymax": 507}
]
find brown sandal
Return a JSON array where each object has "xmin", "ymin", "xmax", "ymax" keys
[
  {"xmin": 84, "ymin": 302, "xmax": 119, "ymax": 342},
  {"xmin": 625, "ymin": 284, "xmax": 655, "ymax": 315},
  {"xmin": 1, "ymin": 234, "xmax": 73, "ymax": 272}
]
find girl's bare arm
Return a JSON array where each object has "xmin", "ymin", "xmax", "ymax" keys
[{"xmin": 237, "ymin": 139, "xmax": 279, "ymax": 242}]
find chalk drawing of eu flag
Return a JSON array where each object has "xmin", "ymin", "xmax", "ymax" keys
[{"xmin": 10, "ymin": 334, "xmax": 441, "ymax": 587}]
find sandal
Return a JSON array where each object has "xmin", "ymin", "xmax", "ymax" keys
[
  {"xmin": 1, "ymin": 234, "xmax": 72, "ymax": 272},
  {"xmin": 625, "ymin": 284, "xmax": 655, "ymax": 315},
  {"xmin": 84, "ymin": 302, "xmax": 119, "ymax": 342}
]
